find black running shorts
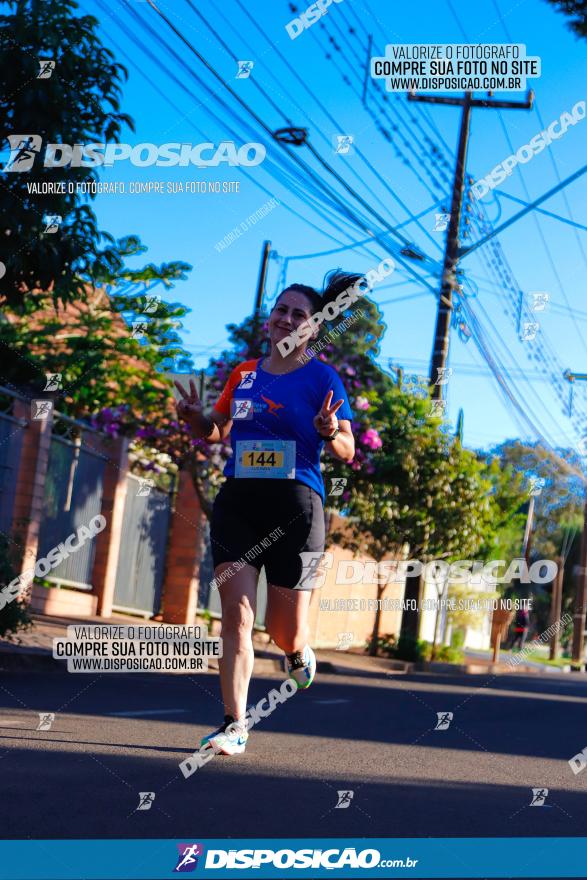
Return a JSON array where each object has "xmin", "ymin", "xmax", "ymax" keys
[{"xmin": 210, "ymin": 478, "xmax": 325, "ymax": 590}]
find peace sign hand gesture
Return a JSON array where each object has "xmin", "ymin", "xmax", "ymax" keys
[
  {"xmin": 174, "ymin": 379, "xmax": 204, "ymax": 427},
  {"xmin": 313, "ymin": 389, "xmax": 344, "ymax": 438}
]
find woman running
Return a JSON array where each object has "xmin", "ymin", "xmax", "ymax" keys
[{"xmin": 175, "ymin": 271, "xmax": 359, "ymax": 756}]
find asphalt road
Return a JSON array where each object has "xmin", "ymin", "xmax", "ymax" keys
[{"xmin": 1, "ymin": 664, "xmax": 586, "ymax": 867}]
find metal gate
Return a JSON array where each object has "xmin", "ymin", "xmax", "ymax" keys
[
  {"xmin": 199, "ymin": 522, "xmax": 268, "ymax": 627},
  {"xmin": 113, "ymin": 474, "xmax": 172, "ymax": 616},
  {"xmin": 38, "ymin": 434, "xmax": 107, "ymax": 590},
  {"xmin": 0, "ymin": 407, "xmax": 26, "ymax": 537}
]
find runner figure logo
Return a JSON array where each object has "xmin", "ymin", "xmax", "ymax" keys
[
  {"xmin": 44, "ymin": 373, "xmax": 62, "ymax": 391},
  {"xmin": 232, "ymin": 399, "xmax": 253, "ymax": 420},
  {"xmin": 433, "ymin": 212, "xmax": 451, "ymax": 232},
  {"xmin": 174, "ymin": 843, "xmax": 204, "ymax": 872},
  {"xmin": 329, "ymin": 477, "xmax": 347, "ymax": 496},
  {"xmin": 297, "ymin": 551, "xmax": 332, "ymax": 590},
  {"xmin": 236, "ymin": 60, "xmax": 254, "ymax": 78},
  {"xmin": 37, "ymin": 713, "xmax": 55, "ymax": 731},
  {"xmin": 3, "ymin": 134, "xmax": 43, "ymax": 172},
  {"xmin": 238, "ymin": 371, "xmax": 256, "ymax": 389},
  {"xmin": 334, "ymin": 135, "xmax": 353, "ymax": 154},
  {"xmin": 335, "ymin": 790, "xmax": 354, "ymax": 808},
  {"xmin": 530, "ymin": 788, "xmax": 548, "ymax": 807},
  {"xmin": 37, "ymin": 59, "xmax": 55, "ymax": 78},
  {"xmin": 136, "ymin": 792, "xmax": 155, "ymax": 811},
  {"xmin": 435, "ymin": 712, "xmax": 453, "ymax": 731}
]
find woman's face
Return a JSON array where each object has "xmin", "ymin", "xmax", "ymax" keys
[{"xmin": 268, "ymin": 289, "xmax": 316, "ymax": 351}]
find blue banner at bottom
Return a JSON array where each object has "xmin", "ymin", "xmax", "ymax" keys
[{"xmin": 0, "ymin": 837, "xmax": 585, "ymax": 879}]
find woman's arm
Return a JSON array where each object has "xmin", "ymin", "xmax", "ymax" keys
[
  {"xmin": 189, "ymin": 408, "xmax": 232, "ymax": 443},
  {"xmin": 323, "ymin": 418, "xmax": 354, "ymax": 463},
  {"xmin": 174, "ymin": 380, "xmax": 232, "ymax": 441}
]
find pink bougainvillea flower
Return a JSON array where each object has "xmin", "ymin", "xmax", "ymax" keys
[
  {"xmin": 360, "ymin": 428, "xmax": 382, "ymax": 450},
  {"xmin": 355, "ymin": 396, "xmax": 370, "ymax": 410}
]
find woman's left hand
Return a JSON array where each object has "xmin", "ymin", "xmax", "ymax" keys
[{"xmin": 313, "ymin": 390, "xmax": 344, "ymax": 438}]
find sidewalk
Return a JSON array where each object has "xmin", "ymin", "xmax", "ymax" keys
[{"xmin": 0, "ymin": 612, "xmax": 579, "ymax": 678}]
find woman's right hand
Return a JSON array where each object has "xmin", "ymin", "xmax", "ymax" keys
[{"xmin": 175, "ymin": 379, "xmax": 205, "ymax": 429}]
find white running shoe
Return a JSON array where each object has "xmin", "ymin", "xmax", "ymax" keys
[
  {"xmin": 200, "ymin": 715, "xmax": 248, "ymax": 756},
  {"xmin": 286, "ymin": 645, "xmax": 317, "ymax": 690}
]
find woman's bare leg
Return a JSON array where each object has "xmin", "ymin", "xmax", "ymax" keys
[
  {"xmin": 216, "ymin": 563, "xmax": 258, "ymax": 720},
  {"xmin": 264, "ymin": 585, "xmax": 311, "ymax": 654}
]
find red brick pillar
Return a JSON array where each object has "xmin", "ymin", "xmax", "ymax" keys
[
  {"xmin": 11, "ymin": 397, "xmax": 55, "ymax": 576},
  {"xmin": 160, "ymin": 470, "xmax": 205, "ymax": 624},
  {"xmin": 89, "ymin": 435, "xmax": 129, "ymax": 617}
]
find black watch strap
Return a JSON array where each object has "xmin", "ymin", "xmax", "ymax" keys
[{"xmin": 320, "ymin": 426, "xmax": 340, "ymax": 441}]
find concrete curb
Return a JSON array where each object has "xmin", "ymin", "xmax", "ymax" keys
[{"xmin": 0, "ymin": 646, "xmax": 575, "ymax": 678}]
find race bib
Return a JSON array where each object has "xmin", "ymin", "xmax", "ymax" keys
[{"xmin": 235, "ymin": 440, "xmax": 296, "ymax": 479}]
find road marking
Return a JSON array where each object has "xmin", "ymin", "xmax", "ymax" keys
[
  {"xmin": 107, "ymin": 709, "xmax": 190, "ymax": 717},
  {"xmin": 0, "ymin": 720, "xmax": 25, "ymax": 726},
  {"xmin": 311, "ymin": 699, "xmax": 351, "ymax": 705}
]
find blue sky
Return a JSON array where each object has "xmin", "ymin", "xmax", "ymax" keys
[{"xmin": 80, "ymin": 0, "xmax": 587, "ymax": 453}]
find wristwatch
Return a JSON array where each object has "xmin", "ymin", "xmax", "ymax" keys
[{"xmin": 319, "ymin": 426, "xmax": 340, "ymax": 442}]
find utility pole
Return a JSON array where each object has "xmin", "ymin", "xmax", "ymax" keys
[
  {"xmin": 253, "ymin": 239, "xmax": 272, "ymax": 317},
  {"xmin": 407, "ymin": 90, "xmax": 533, "ymax": 399},
  {"xmin": 560, "ymin": 369, "xmax": 587, "ymax": 669},
  {"xmin": 549, "ymin": 555, "xmax": 564, "ymax": 661},
  {"xmin": 573, "ymin": 497, "xmax": 587, "ymax": 669}
]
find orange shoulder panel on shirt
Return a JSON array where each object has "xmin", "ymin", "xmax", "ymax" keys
[{"xmin": 213, "ymin": 359, "xmax": 259, "ymax": 417}]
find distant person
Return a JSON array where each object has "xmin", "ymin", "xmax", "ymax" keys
[{"xmin": 511, "ymin": 607, "xmax": 530, "ymax": 651}]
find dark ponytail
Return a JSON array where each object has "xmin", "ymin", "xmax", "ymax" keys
[{"xmin": 275, "ymin": 269, "xmax": 363, "ymax": 316}]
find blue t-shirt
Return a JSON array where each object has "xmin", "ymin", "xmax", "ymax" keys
[{"xmin": 214, "ymin": 356, "xmax": 353, "ymax": 502}]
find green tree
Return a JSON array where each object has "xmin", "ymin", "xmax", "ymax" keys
[
  {"xmin": 485, "ymin": 440, "xmax": 584, "ymax": 638},
  {"xmin": 0, "ymin": 0, "xmax": 134, "ymax": 308},
  {"xmin": 544, "ymin": 0, "xmax": 587, "ymax": 37}
]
